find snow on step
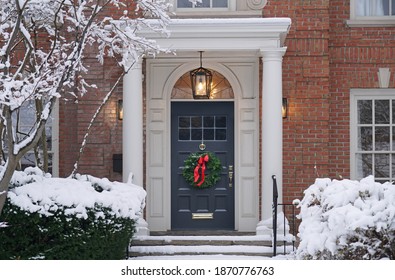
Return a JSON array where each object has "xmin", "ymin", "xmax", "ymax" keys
[
  {"xmin": 135, "ymin": 234, "xmax": 272, "ymax": 242},
  {"xmin": 129, "ymin": 235, "xmax": 294, "ymax": 258},
  {"xmin": 130, "ymin": 245, "xmax": 273, "ymax": 256}
]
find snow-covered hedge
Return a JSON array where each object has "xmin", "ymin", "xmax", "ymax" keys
[
  {"xmin": 296, "ymin": 176, "xmax": 395, "ymax": 260},
  {"xmin": 0, "ymin": 167, "xmax": 146, "ymax": 259}
]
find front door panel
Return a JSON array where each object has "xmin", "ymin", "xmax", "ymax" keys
[{"xmin": 171, "ymin": 102, "xmax": 234, "ymax": 230}]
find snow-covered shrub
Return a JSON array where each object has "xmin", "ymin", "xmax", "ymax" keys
[
  {"xmin": 0, "ymin": 168, "xmax": 146, "ymax": 259},
  {"xmin": 296, "ymin": 176, "xmax": 395, "ymax": 260}
]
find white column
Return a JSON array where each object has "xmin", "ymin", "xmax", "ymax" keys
[
  {"xmin": 123, "ymin": 59, "xmax": 143, "ymax": 186},
  {"xmin": 257, "ymin": 48, "xmax": 286, "ymax": 235}
]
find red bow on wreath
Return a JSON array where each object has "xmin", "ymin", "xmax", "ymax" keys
[{"xmin": 194, "ymin": 154, "xmax": 209, "ymax": 187}]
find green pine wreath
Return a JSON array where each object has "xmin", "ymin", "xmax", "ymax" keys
[{"xmin": 182, "ymin": 152, "xmax": 222, "ymax": 189}]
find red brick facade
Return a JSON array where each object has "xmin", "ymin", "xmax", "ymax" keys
[
  {"xmin": 264, "ymin": 0, "xmax": 395, "ymax": 204},
  {"xmin": 58, "ymin": 1, "xmax": 395, "ymax": 207}
]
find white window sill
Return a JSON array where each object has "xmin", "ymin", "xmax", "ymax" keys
[{"xmin": 347, "ymin": 19, "xmax": 395, "ymax": 27}]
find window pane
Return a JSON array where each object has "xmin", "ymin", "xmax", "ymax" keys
[
  {"xmin": 196, "ymin": 0, "xmax": 210, "ymax": 7},
  {"xmin": 177, "ymin": 0, "xmax": 192, "ymax": 8},
  {"xmin": 213, "ymin": 0, "xmax": 228, "ymax": 7},
  {"xmin": 375, "ymin": 100, "xmax": 390, "ymax": 124},
  {"xmin": 375, "ymin": 127, "xmax": 390, "ymax": 150},
  {"xmin": 375, "ymin": 153, "xmax": 390, "ymax": 178},
  {"xmin": 203, "ymin": 129, "xmax": 215, "ymax": 140},
  {"xmin": 392, "ymin": 154, "xmax": 395, "ymax": 178},
  {"xmin": 356, "ymin": 0, "xmax": 387, "ymax": 16},
  {"xmin": 216, "ymin": 129, "xmax": 227, "ymax": 140},
  {"xmin": 191, "ymin": 129, "xmax": 202, "ymax": 140},
  {"xmin": 179, "ymin": 117, "xmax": 190, "ymax": 128},
  {"xmin": 216, "ymin": 116, "xmax": 227, "ymax": 127},
  {"xmin": 383, "ymin": 0, "xmax": 391, "ymax": 15},
  {"xmin": 358, "ymin": 127, "xmax": 373, "ymax": 150},
  {"xmin": 179, "ymin": 129, "xmax": 190, "ymax": 140},
  {"xmin": 356, "ymin": 153, "xmax": 372, "ymax": 178},
  {"xmin": 357, "ymin": 100, "xmax": 372, "ymax": 124},
  {"xmin": 203, "ymin": 116, "xmax": 214, "ymax": 127},
  {"xmin": 21, "ymin": 153, "xmax": 36, "ymax": 170},
  {"xmin": 191, "ymin": 116, "xmax": 202, "ymax": 128}
]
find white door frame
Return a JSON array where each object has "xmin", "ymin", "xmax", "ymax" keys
[{"xmin": 146, "ymin": 56, "xmax": 260, "ymax": 231}]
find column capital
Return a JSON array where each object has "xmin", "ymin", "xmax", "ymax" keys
[{"xmin": 260, "ymin": 47, "xmax": 287, "ymax": 62}]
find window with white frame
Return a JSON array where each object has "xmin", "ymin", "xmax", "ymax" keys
[
  {"xmin": 170, "ymin": 0, "xmax": 266, "ymax": 15},
  {"xmin": 349, "ymin": 0, "xmax": 395, "ymax": 26},
  {"xmin": 177, "ymin": 0, "xmax": 229, "ymax": 9},
  {"xmin": 351, "ymin": 90, "xmax": 395, "ymax": 183},
  {"xmin": 7, "ymin": 100, "xmax": 59, "ymax": 176}
]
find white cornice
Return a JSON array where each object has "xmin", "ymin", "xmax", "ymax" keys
[{"xmin": 139, "ymin": 18, "xmax": 292, "ymax": 54}]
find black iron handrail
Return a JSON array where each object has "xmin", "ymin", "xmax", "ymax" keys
[{"xmin": 272, "ymin": 175, "xmax": 296, "ymax": 257}]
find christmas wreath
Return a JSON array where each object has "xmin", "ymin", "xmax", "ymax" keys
[{"xmin": 182, "ymin": 152, "xmax": 222, "ymax": 189}]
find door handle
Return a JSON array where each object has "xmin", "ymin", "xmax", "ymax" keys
[{"xmin": 228, "ymin": 165, "xmax": 233, "ymax": 188}]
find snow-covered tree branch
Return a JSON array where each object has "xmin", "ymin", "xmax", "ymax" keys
[{"xmin": 0, "ymin": 0, "xmax": 172, "ymax": 215}]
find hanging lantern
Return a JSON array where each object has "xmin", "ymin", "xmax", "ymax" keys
[{"xmin": 190, "ymin": 51, "xmax": 212, "ymax": 99}]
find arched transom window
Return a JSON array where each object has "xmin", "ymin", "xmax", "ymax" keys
[{"xmin": 171, "ymin": 70, "xmax": 234, "ymax": 100}]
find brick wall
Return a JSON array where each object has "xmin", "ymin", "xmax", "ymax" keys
[
  {"xmin": 59, "ymin": 55, "xmax": 123, "ymax": 181},
  {"xmin": 265, "ymin": 0, "xmax": 395, "ymax": 205},
  {"xmin": 328, "ymin": 0, "xmax": 395, "ymax": 182}
]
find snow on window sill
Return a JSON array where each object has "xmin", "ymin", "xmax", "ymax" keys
[{"xmin": 347, "ymin": 19, "xmax": 395, "ymax": 27}]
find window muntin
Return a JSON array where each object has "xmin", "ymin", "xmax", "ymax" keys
[
  {"xmin": 352, "ymin": 92, "xmax": 395, "ymax": 183},
  {"xmin": 178, "ymin": 115, "xmax": 227, "ymax": 141}
]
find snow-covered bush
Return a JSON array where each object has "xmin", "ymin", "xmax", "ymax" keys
[
  {"xmin": 0, "ymin": 167, "xmax": 146, "ymax": 259},
  {"xmin": 295, "ymin": 176, "xmax": 395, "ymax": 260}
]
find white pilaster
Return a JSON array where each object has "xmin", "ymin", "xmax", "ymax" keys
[
  {"xmin": 257, "ymin": 48, "xmax": 286, "ymax": 235},
  {"xmin": 123, "ymin": 59, "xmax": 143, "ymax": 186}
]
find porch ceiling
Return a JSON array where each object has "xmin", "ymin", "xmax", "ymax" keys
[{"xmin": 140, "ymin": 18, "xmax": 292, "ymax": 56}]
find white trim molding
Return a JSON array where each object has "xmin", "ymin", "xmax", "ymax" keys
[{"xmin": 350, "ymin": 89, "xmax": 395, "ymax": 182}]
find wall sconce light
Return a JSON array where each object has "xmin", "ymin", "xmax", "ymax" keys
[
  {"xmin": 117, "ymin": 100, "xmax": 123, "ymax": 120},
  {"xmin": 282, "ymin": 98, "xmax": 288, "ymax": 119},
  {"xmin": 190, "ymin": 51, "xmax": 212, "ymax": 99}
]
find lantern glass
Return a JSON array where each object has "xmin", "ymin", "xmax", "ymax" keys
[
  {"xmin": 117, "ymin": 100, "xmax": 123, "ymax": 120},
  {"xmin": 190, "ymin": 67, "xmax": 212, "ymax": 99},
  {"xmin": 190, "ymin": 51, "xmax": 212, "ymax": 99}
]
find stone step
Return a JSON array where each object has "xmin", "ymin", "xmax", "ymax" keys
[
  {"xmin": 129, "ymin": 234, "xmax": 295, "ymax": 258},
  {"xmin": 129, "ymin": 245, "xmax": 276, "ymax": 257}
]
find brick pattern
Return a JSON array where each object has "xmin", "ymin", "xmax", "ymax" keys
[{"xmin": 59, "ymin": 55, "xmax": 123, "ymax": 181}]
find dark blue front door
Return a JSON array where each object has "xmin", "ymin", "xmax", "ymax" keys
[{"xmin": 171, "ymin": 101, "xmax": 234, "ymax": 230}]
